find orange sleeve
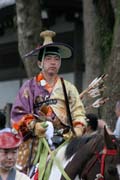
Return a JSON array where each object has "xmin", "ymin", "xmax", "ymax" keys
[{"xmin": 12, "ymin": 114, "xmax": 35, "ymax": 136}]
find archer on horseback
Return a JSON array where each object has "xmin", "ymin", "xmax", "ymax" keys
[{"xmin": 10, "ymin": 30, "xmax": 87, "ymax": 178}]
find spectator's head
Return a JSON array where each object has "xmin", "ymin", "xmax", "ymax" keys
[
  {"xmin": 0, "ymin": 128, "xmax": 22, "ymax": 149},
  {"xmin": 115, "ymin": 101, "xmax": 120, "ymax": 117},
  {"xmin": 0, "ymin": 112, "xmax": 6, "ymax": 130},
  {"xmin": 0, "ymin": 128, "xmax": 22, "ymax": 170},
  {"xmin": 86, "ymin": 113, "xmax": 98, "ymax": 132}
]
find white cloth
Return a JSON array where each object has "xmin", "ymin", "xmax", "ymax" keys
[
  {"xmin": 49, "ymin": 144, "xmax": 80, "ymax": 180},
  {"xmin": 49, "ymin": 144, "xmax": 72, "ymax": 180},
  {"xmin": 0, "ymin": 128, "xmax": 11, "ymax": 133},
  {"xmin": 16, "ymin": 170, "xmax": 30, "ymax": 180},
  {"xmin": 45, "ymin": 121, "xmax": 54, "ymax": 146}
]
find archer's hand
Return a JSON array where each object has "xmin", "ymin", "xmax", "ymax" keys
[
  {"xmin": 35, "ymin": 122, "xmax": 48, "ymax": 137},
  {"xmin": 74, "ymin": 127, "xmax": 83, "ymax": 137}
]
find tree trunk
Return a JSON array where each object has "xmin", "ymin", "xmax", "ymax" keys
[
  {"xmin": 102, "ymin": 0, "xmax": 120, "ymax": 129},
  {"xmin": 111, "ymin": 0, "xmax": 117, "ymax": 14},
  {"xmin": 82, "ymin": 0, "xmax": 101, "ymax": 114},
  {"xmin": 83, "ymin": 0, "xmax": 101, "ymax": 88},
  {"xmin": 16, "ymin": 0, "xmax": 42, "ymax": 77},
  {"xmin": 74, "ymin": 20, "xmax": 84, "ymax": 93}
]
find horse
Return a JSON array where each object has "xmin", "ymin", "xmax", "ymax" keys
[
  {"xmin": 23, "ymin": 126, "xmax": 120, "ymax": 180},
  {"xmin": 49, "ymin": 127, "xmax": 120, "ymax": 180},
  {"xmin": 48, "ymin": 132, "xmax": 96, "ymax": 180}
]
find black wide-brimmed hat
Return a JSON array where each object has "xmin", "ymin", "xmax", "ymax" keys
[{"xmin": 24, "ymin": 30, "xmax": 73, "ymax": 60}]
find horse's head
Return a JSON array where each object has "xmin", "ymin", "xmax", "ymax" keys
[
  {"xmin": 60, "ymin": 128, "xmax": 120, "ymax": 180},
  {"xmin": 103, "ymin": 126, "xmax": 120, "ymax": 180}
]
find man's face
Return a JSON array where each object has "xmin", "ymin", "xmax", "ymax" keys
[
  {"xmin": 42, "ymin": 54, "xmax": 61, "ymax": 75},
  {"xmin": 0, "ymin": 148, "xmax": 18, "ymax": 170}
]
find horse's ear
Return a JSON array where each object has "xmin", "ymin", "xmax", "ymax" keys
[{"xmin": 104, "ymin": 126, "xmax": 113, "ymax": 148}]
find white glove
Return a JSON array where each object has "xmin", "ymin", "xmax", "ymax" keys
[{"xmin": 45, "ymin": 121, "xmax": 54, "ymax": 146}]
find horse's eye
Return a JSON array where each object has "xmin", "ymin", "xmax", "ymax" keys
[{"xmin": 108, "ymin": 165, "xmax": 117, "ymax": 175}]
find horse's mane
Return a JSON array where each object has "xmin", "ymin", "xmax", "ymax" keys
[{"xmin": 65, "ymin": 130, "xmax": 103, "ymax": 160}]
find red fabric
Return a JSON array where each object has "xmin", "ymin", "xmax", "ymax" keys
[
  {"xmin": 100, "ymin": 146, "xmax": 117, "ymax": 179},
  {"xmin": 13, "ymin": 114, "xmax": 34, "ymax": 131},
  {"xmin": 12, "ymin": 114, "xmax": 34, "ymax": 136},
  {"xmin": 0, "ymin": 131, "xmax": 22, "ymax": 149},
  {"xmin": 36, "ymin": 73, "xmax": 58, "ymax": 93},
  {"xmin": 73, "ymin": 121, "xmax": 85, "ymax": 127},
  {"xmin": 33, "ymin": 169, "xmax": 38, "ymax": 180}
]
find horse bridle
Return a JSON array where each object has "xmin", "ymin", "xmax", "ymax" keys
[
  {"xmin": 99, "ymin": 146, "xmax": 117, "ymax": 180},
  {"xmin": 81, "ymin": 146, "xmax": 117, "ymax": 180}
]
